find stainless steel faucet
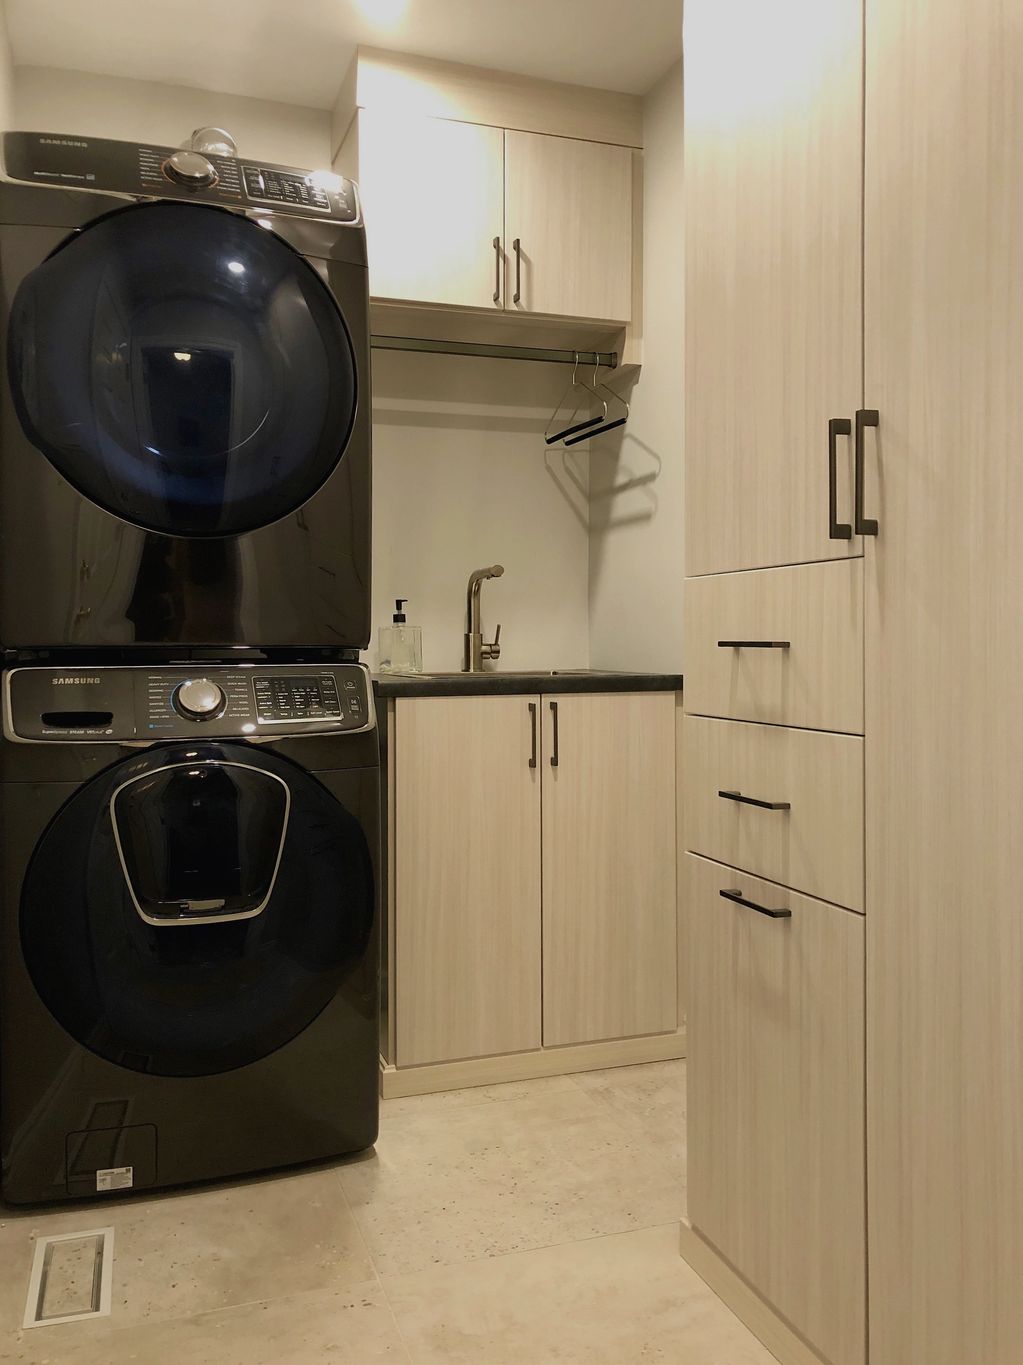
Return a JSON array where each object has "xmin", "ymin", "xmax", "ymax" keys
[{"xmin": 464, "ymin": 565, "xmax": 504, "ymax": 672}]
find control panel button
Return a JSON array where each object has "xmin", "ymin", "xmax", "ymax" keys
[
  {"xmin": 173, "ymin": 678, "xmax": 226, "ymax": 720},
  {"xmin": 163, "ymin": 150, "xmax": 218, "ymax": 188}
]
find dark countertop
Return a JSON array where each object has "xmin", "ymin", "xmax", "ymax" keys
[{"xmin": 373, "ymin": 669, "xmax": 683, "ymax": 698}]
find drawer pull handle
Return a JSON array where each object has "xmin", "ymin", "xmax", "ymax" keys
[
  {"xmin": 549, "ymin": 700, "xmax": 559, "ymax": 767},
  {"xmin": 528, "ymin": 702, "xmax": 538, "ymax": 769},
  {"xmin": 720, "ymin": 888, "xmax": 792, "ymax": 919},
  {"xmin": 854, "ymin": 408, "xmax": 880, "ymax": 536},
  {"xmin": 718, "ymin": 789, "xmax": 791, "ymax": 811},
  {"xmin": 717, "ymin": 640, "xmax": 791, "ymax": 649},
  {"xmin": 828, "ymin": 416, "xmax": 854, "ymax": 540}
]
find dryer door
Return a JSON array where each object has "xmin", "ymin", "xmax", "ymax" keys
[
  {"xmin": 20, "ymin": 744, "xmax": 374, "ymax": 1077},
  {"xmin": 6, "ymin": 200, "xmax": 358, "ymax": 537}
]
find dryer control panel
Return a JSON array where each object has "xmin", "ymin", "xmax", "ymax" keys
[{"xmin": 3, "ymin": 664, "xmax": 374, "ymax": 743}]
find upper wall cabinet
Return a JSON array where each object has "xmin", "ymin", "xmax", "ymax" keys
[
  {"xmin": 684, "ymin": 0, "xmax": 864, "ymax": 576},
  {"xmin": 352, "ymin": 111, "xmax": 505, "ymax": 310},
  {"xmin": 334, "ymin": 49, "xmax": 641, "ymax": 331},
  {"xmin": 504, "ymin": 131, "xmax": 633, "ymax": 322}
]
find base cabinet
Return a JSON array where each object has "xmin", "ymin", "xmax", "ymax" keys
[
  {"xmin": 687, "ymin": 852, "xmax": 866, "ymax": 1365},
  {"xmin": 390, "ymin": 691, "xmax": 680, "ymax": 1080}
]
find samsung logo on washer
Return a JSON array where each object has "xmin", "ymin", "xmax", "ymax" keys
[
  {"xmin": 52, "ymin": 676, "xmax": 101, "ymax": 685},
  {"xmin": 40, "ymin": 137, "xmax": 87, "ymax": 148}
]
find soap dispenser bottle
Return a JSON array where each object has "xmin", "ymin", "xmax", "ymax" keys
[{"xmin": 378, "ymin": 599, "xmax": 423, "ymax": 674}]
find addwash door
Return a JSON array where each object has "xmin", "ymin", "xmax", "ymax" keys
[
  {"xmin": 19, "ymin": 743, "xmax": 375, "ymax": 1077},
  {"xmin": 0, "ymin": 194, "xmax": 371, "ymax": 649}
]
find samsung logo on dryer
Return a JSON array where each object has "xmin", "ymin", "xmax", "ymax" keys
[
  {"xmin": 40, "ymin": 137, "xmax": 88, "ymax": 148},
  {"xmin": 52, "ymin": 676, "xmax": 101, "ymax": 685}
]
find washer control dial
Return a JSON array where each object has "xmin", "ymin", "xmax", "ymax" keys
[
  {"xmin": 163, "ymin": 150, "xmax": 218, "ymax": 188},
  {"xmin": 173, "ymin": 678, "xmax": 226, "ymax": 720}
]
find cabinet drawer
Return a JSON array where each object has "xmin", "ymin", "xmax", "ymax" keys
[
  {"xmin": 684, "ymin": 559, "xmax": 863, "ymax": 733},
  {"xmin": 687, "ymin": 853, "xmax": 865, "ymax": 1365},
  {"xmin": 684, "ymin": 715, "xmax": 863, "ymax": 911}
]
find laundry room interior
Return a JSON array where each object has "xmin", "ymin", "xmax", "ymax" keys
[{"xmin": 0, "ymin": 1, "xmax": 1019, "ymax": 1364}]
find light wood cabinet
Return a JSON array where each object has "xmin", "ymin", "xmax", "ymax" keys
[
  {"xmin": 345, "ymin": 111, "xmax": 505, "ymax": 310},
  {"xmin": 863, "ymin": 2, "xmax": 1023, "ymax": 1361},
  {"xmin": 683, "ymin": 0, "xmax": 864, "ymax": 576},
  {"xmin": 684, "ymin": 715, "xmax": 864, "ymax": 912},
  {"xmin": 504, "ymin": 130, "xmax": 633, "ymax": 322},
  {"xmin": 339, "ymin": 111, "xmax": 635, "ymax": 322},
  {"xmin": 687, "ymin": 853, "xmax": 866, "ymax": 1365},
  {"xmin": 541, "ymin": 693, "xmax": 677, "ymax": 1047},
  {"xmin": 684, "ymin": 559, "xmax": 864, "ymax": 734},
  {"xmin": 389, "ymin": 690, "xmax": 680, "ymax": 1085},
  {"xmin": 393, "ymin": 695, "xmax": 541, "ymax": 1066}
]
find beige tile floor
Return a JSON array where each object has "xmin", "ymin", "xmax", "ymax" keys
[{"xmin": 0, "ymin": 1060, "xmax": 776, "ymax": 1364}]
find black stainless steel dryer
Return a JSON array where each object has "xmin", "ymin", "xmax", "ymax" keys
[
  {"xmin": 0, "ymin": 132, "xmax": 370, "ymax": 654},
  {"xmin": 0, "ymin": 663, "xmax": 379, "ymax": 1204}
]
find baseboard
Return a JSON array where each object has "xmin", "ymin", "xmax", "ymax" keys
[
  {"xmin": 379, "ymin": 1028, "xmax": 686, "ymax": 1098},
  {"xmin": 677, "ymin": 1220, "xmax": 827, "ymax": 1365}
]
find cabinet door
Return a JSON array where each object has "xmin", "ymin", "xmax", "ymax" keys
[
  {"xmin": 684, "ymin": 0, "xmax": 863, "ymax": 575},
  {"xmin": 687, "ymin": 853, "xmax": 866, "ymax": 1365},
  {"xmin": 541, "ymin": 693, "xmax": 677, "ymax": 1046},
  {"xmin": 504, "ymin": 130, "xmax": 633, "ymax": 322},
  {"xmin": 354, "ymin": 111, "xmax": 505, "ymax": 308},
  {"xmin": 864, "ymin": 2, "xmax": 1023, "ymax": 1361},
  {"xmin": 394, "ymin": 696, "xmax": 541, "ymax": 1066}
]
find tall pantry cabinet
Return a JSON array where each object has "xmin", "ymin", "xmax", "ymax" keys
[{"xmin": 682, "ymin": 2, "xmax": 1023, "ymax": 1364}]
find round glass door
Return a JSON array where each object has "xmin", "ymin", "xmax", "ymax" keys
[
  {"xmin": 7, "ymin": 201, "xmax": 358, "ymax": 537},
  {"xmin": 20, "ymin": 744, "xmax": 374, "ymax": 1077}
]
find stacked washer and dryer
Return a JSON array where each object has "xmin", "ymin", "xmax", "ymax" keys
[{"xmin": 0, "ymin": 130, "xmax": 379, "ymax": 1203}]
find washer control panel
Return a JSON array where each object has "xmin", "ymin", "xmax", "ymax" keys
[{"xmin": 4, "ymin": 665, "xmax": 373, "ymax": 742}]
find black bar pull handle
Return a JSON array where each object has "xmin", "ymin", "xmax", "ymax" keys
[
  {"xmin": 720, "ymin": 888, "xmax": 792, "ymax": 919},
  {"xmin": 717, "ymin": 640, "xmax": 791, "ymax": 649},
  {"xmin": 528, "ymin": 702, "xmax": 538, "ymax": 768},
  {"xmin": 493, "ymin": 236, "xmax": 502, "ymax": 305},
  {"xmin": 549, "ymin": 700, "xmax": 559, "ymax": 767},
  {"xmin": 854, "ymin": 408, "xmax": 880, "ymax": 536},
  {"xmin": 718, "ymin": 789, "xmax": 791, "ymax": 811},
  {"xmin": 513, "ymin": 237, "xmax": 522, "ymax": 304},
  {"xmin": 828, "ymin": 417, "xmax": 853, "ymax": 540}
]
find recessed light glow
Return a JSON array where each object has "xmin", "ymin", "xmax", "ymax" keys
[
  {"xmin": 242, "ymin": 723, "xmax": 256, "ymax": 733},
  {"xmin": 255, "ymin": 218, "xmax": 273, "ymax": 231},
  {"xmin": 352, "ymin": 0, "xmax": 409, "ymax": 25},
  {"xmin": 173, "ymin": 351, "xmax": 191, "ymax": 361},
  {"xmin": 227, "ymin": 260, "xmax": 245, "ymax": 275}
]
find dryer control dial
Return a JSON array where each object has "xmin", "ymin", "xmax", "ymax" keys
[
  {"xmin": 173, "ymin": 678, "xmax": 226, "ymax": 720},
  {"xmin": 163, "ymin": 150, "xmax": 218, "ymax": 188}
]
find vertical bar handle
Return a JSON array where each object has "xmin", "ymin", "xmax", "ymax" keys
[
  {"xmin": 513, "ymin": 237, "xmax": 522, "ymax": 304},
  {"xmin": 528, "ymin": 702, "xmax": 537, "ymax": 768},
  {"xmin": 549, "ymin": 701, "xmax": 559, "ymax": 768},
  {"xmin": 492, "ymin": 236, "xmax": 502, "ymax": 305},
  {"xmin": 855, "ymin": 408, "xmax": 880, "ymax": 536},
  {"xmin": 828, "ymin": 417, "xmax": 853, "ymax": 540}
]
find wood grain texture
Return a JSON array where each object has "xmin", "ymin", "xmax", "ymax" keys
[
  {"xmin": 352, "ymin": 110, "xmax": 505, "ymax": 309},
  {"xmin": 541, "ymin": 693, "xmax": 678, "ymax": 1046},
  {"xmin": 394, "ymin": 696, "xmax": 542, "ymax": 1066},
  {"xmin": 381, "ymin": 1029, "xmax": 686, "ymax": 1099},
  {"xmin": 683, "ymin": 0, "xmax": 863, "ymax": 576},
  {"xmin": 684, "ymin": 559, "xmax": 864, "ymax": 733},
  {"xmin": 336, "ymin": 45, "xmax": 643, "ymax": 152},
  {"xmin": 864, "ymin": 1, "xmax": 1023, "ymax": 1360},
  {"xmin": 684, "ymin": 715, "xmax": 864, "ymax": 912},
  {"xmin": 505, "ymin": 130, "xmax": 633, "ymax": 324},
  {"xmin": 686, "ymin": 853, "xmax": 866, "ymax": 1365}
]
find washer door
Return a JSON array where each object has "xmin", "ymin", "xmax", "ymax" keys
[
  {"xmin": 20, "ymin": 744, "xmax": 374, "ymax": 1077},
  {"xmin": 7, "ymin": 201, "xmax": 357, "ymax": 537}
]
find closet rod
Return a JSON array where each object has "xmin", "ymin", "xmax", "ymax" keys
[{"xmin": 370, "ymin": 335, "xmax": 619, "ymax": 368}]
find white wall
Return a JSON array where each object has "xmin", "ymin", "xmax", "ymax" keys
[
  {"xmin": 12, "ymin": 66, "xmax": 331, "ymax": 167},
  {"xmin": 0, "ymin": 4, "xmax": 13, "ymax": 130},
  {"xmin": 588, "ymin": 61, "xmax": 684, "ymax": 674},
  {"xmin": 371, "ymin": 350, "xmax": 590, "ymax": 672}
]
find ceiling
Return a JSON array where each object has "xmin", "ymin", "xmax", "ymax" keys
[{"xmin": 5, "ymin": 0, "xmax": 683, "ymax": 110}]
